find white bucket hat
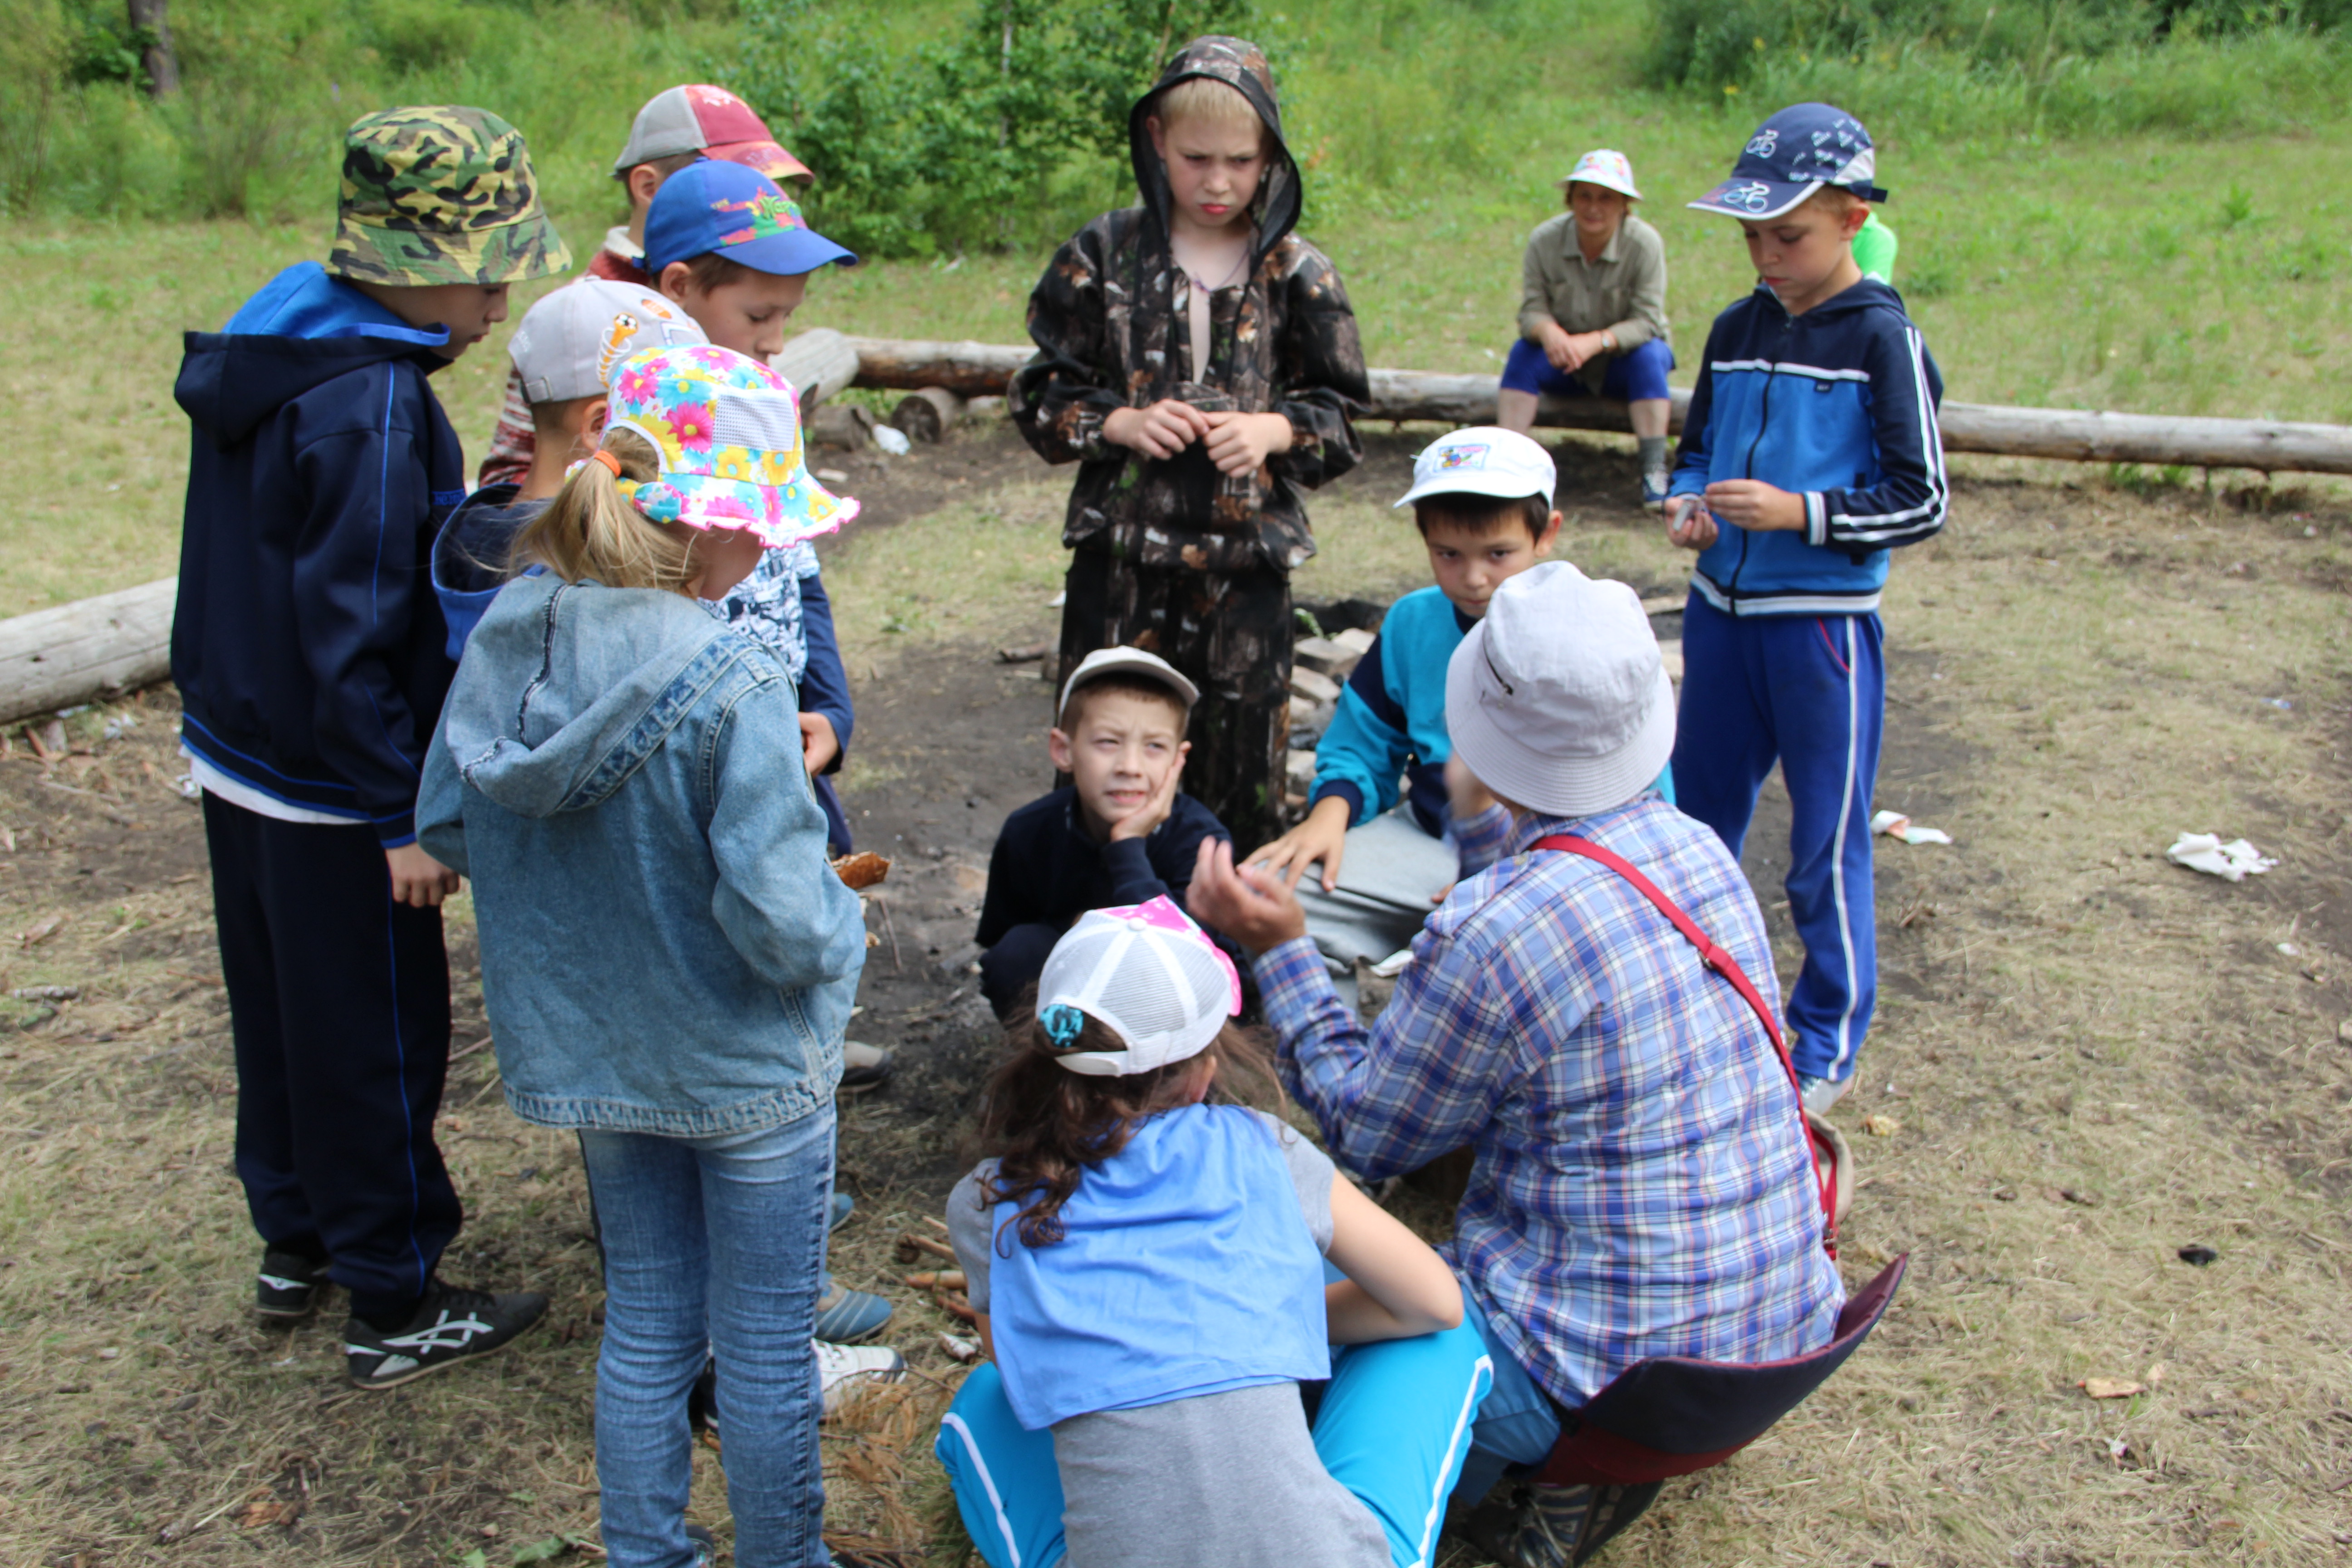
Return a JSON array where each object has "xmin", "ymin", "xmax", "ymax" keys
[
  {"xmin": 1559, "ymin": 148, "xmax": 1642, "ymax": 201},
  {"xmin": 1444, "ymin": 560, "xmax": 1676, "ymax": 817},
  {"xmin": 1035, "ymin": 896, "xmax": 1242, "ymax": 1077}
]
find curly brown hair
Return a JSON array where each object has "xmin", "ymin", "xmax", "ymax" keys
[{"xmin": 975, "ymin": 1006, "xmax": 1285, "ymax": 1250}]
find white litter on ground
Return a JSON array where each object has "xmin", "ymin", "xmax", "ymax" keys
[
  {"xmin": 1871, "ymin": 810, "xmax": 1952, "ymax": 846},
  {"xmin": 872, "ymin": 425, "xmax": 911, "ymax": 456},
  {"xmin": 2166, "ymin": 832, "xmax": 2277, "ymax": 882},
  {"xmin": 1368, "ymin": 948, "xmax": 1414, "ymax": 979}
]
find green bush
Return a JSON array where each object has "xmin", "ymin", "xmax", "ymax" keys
[{"xmin": 362, "ymin": 0, "xmax": 487, "ymax": 72}]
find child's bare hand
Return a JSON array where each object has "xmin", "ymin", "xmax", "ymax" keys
[
  {"xmin": 1251, "ymin": 795, "xmax": 1351, "ymax": 894},
  {"xmin": 1186, "ymin": 837, "xmax": 1308, "ymax": 954},
  {"xmin": 1702, "ymin": 480, "xmax": 1805, "ymax": 532},
  {"xmin": 1665, "ymin": 494, "xmax": 1717, "ymax": 551},
  {"xmin": 386, "ymin": 843, "xmax": 462, "ymax": 907},
  {"xmin": 798, "ymin": 712, "xmax": 839, "ymax": 776},
  {"xmin": 1201, "ymin": 412, "xmax": 1293, "ymax": 477},
  {"xmin": 1103, "ymin": 400, "xmax": 1210, "ymax": 461},
  {"xmin": 1107, "ymin": 753, "xmax": 1185, "ymax": 843}
]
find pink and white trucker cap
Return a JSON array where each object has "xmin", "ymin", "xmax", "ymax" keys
[
  {"xmin": 612, "ymin": 84, "xmax": 813, "ymax": 187},
  {"xmin": 1035, "ymin": 897, "xmax": 1243, "ymax": 1077}
]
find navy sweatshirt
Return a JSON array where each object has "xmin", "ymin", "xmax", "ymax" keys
[
  {"xmin": 173, "ymin": 263, "xmax": 463, "ymax": 847},
  {"xmin": 1670, "ymin": 277, "xmax": 1946, "ymax": 616},
  {"xmin": 976, "ymin": 787, "xmax": 1230, "ymax": 949}
]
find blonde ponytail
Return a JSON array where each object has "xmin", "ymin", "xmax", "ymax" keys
[{"xmin": 514, "ymin": 428, "xmax": 694, "ymax": 593}]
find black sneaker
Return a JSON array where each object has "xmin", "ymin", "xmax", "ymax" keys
[
  {"xmin": 342, "ymin": 1279, "xmax": 548, "ymax": 1391},
  {"xmin": 256, "ymin": 1248, "xmax": 331, "ymax": 1321}
]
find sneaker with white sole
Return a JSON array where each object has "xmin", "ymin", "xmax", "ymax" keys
[
  {"xmin": 818, "ymin": 1340, "xmax": 906, "ymax": 1416},
  {"xmin": 255, "ymin": 1247, "xmax": 331, "ymax": 1321},
  {"xmin": 1640, "ymin": 468, "xmax": 1670, "ymax": 512},
  {"xmin": 342, "ymin": 1279, "xmax": 548, "ymax": 1390},
  {"xmin": 841, "ymin": 1039, "xmax": 895, "ymax": 1090},
  {"xmin": 1797, "ymin": 1073, "xmax": 1852, "ymax": 1115}
]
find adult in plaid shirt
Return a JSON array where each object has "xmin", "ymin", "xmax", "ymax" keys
[{"xmin": 1191, "ymin": 562, "xmax": 1844, "ymax": 1547}]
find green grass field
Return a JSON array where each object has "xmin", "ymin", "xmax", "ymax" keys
[{"xmin": 8, "ymin": 0, "xmax": 2350, "ymax": 612}]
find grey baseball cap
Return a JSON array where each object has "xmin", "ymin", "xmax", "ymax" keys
[
  {"xmin": 507, "ymin": 279, "xmax": 708, "ymax": 405},
  {"xmin": 612, "ymin": 84, "xmax": 812, "ymax": 186}
]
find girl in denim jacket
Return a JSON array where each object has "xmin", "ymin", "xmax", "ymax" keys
[{"xmin": 420, "ymin": 346, "xmax": 868, "ymax": 1568}]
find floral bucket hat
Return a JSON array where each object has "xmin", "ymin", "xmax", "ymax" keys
[{"xmin": 604, "ymin": 344, "xmax": 857, "ymax": 548}]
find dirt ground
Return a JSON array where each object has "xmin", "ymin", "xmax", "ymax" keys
[{"xmin": 3, "ymin": 422, "xmax": 2350, "ymax": 1568}]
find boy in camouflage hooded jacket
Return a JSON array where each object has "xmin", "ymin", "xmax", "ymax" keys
[{"xmin": 1012, "ymin": 37, "xmax": 1368, "ymax": 852}]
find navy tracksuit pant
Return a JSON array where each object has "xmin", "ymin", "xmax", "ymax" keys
[
  {"xmin": 204, "ymin": 795, "xmax": 460, "ymax": 1318},
  {"xmin": 1671, "ymin": 598, "xmax": 1883, "ymax": 1085}
]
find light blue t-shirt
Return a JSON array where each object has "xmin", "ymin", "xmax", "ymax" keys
[{"xmin": 956, "ymin": 1105, "xmax": 1333, "ymax": 1432}]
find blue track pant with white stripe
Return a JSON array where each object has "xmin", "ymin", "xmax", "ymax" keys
[{"xmin": 1671, "ymin": 596, "xmax": 1884, "ymax": 1085}]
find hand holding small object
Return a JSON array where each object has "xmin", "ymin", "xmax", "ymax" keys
[
  {"xmin": 386, "ymin": 843, "xmax": 462, "ymax": 908},
  {"xmin": 1103, "ymin": 399, "xmax": 1213, "ymax": 461},
  {"xmin": 1665, "ymin": 493, "xmax": 1718, "ymax": 551},
  {"xmin": 1201, "ymin": 411, "xmax": 1293, "ymax": 477}
]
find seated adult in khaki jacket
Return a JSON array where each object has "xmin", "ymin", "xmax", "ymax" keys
[{"xmin": 1497, "ymin": 148, "xmax": 1673, "ymax": 507}]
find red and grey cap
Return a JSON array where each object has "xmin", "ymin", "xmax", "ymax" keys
[
  {"xmin": 1689, "ymin": 103, "xmax": 1886, "ymax": 222},
  {"xmin": 612, "ymin": 84, "xmax": 812, "ymax": 188}
]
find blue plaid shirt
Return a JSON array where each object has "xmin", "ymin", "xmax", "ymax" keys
[{"xmin": 1257, "ymin": 797, "xmax": 1845, "ymax": 1407}]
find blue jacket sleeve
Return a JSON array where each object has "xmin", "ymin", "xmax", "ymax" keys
[
  {"xmin": 795, "ymin": 566, "xmax": 854, "ymax": 770},
  {"xmin": 1668, "ymin": 318, "xmax": 1725, "ymax": 500},
  {"xmin": 1802, "ymin": 321, "xmax": 1948, "ymax": 552},
  {"xmin": 287, "ymin": 363, "xmax": 438, "ymax": 848},
  {"xmin": 1308, "ymin": 638, "xmax": 1412, "ymax": 827}
]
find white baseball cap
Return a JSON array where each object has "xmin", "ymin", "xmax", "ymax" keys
[
  {"xmin": 1558, "ymin": 148, "xmax": 1642, "ymax": 201},
  {"xmin": 1036, "ymin": 897, "xmax": 1243, "ymax": 1076},
  {"xmin": 1057, "ymin": 646, "xmax": 1201, "ymax": 721},
  {"xmin": 508, "ymin": 279, "xmax": 708, "ymax": 405},
  {"xmin": 1395, "ymin": 426, "xmax": 1558, "ymax": 510},
  {"xmin": 1444, "ymin": 560, "xmax": 1676, "ymax": 817}
]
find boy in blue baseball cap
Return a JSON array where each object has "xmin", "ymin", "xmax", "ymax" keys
[{"xmin": 1664, "ymin": 103, "xmax": 1947, "ymax": 1117}]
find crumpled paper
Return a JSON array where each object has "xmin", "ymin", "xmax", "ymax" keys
[
  {"xmin": 1871, "ymin": 809, "xmax": 1952, "ymax": 846},
  {"xmin": 2166, "ymin": 832, "xmax": 2276, "ymax": 882}
]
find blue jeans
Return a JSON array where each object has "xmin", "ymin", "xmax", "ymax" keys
[
  {"xmin": 1671, "ymin": 599, "xmax": 1886, "ymax": 1083},
  {"xmin": 937, "ymin": 1318, "xmax": 1494, "ymax": 1568},
  {"xmin": 580, "ymin": 1108, "xmax": 836, "ymax": 1568},
  {"xmin": 1499, "ymin": 335, "xmax": 1675, "ymax": 402}
]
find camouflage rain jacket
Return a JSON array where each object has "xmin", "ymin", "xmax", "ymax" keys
[{"xmin": 1009, "ymin": 37, "xmax": 1368, "ymax": 576}]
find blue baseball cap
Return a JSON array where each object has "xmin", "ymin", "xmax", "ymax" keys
[
  {"xmin": 1688, "ymin": 103, "xmax": 1886, "ymax": 222},
  {"xmin": 642, "ymin": 159, "xmax": 856, "ymax": 278}
]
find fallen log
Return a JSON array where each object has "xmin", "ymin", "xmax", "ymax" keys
[
  {"xmin": 834, "ymin": 335, "xmax": 2352, "ymax": 475},
  {"xmin": 0, "ymin": 578, "xmax": 176, "ymax": 727},
  {"xmin": 773, "ymin": 326, "xmax": 861, "ymax": 407}
]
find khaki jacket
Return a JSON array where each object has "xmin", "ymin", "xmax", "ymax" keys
[{"xmin": 1517, "ymin": 213, "xmax": 1670, "ymax": 391}]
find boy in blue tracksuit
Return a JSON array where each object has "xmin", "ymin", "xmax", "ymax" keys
[
  {"xmin": 1666, "ymin": 103, "xmax": 1947, "ymax": 1112},
  {"xmin": 173, "ymin": 108, "xmax": 567, "ymax": 1382}
]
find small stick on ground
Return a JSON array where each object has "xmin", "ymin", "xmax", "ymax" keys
[
  {"xmin": 896, "ymin": 1232, "xmax": 957, "ymax": 1264},
  {"xmin": 877, "ymin": 896, "xmax": 902, "ymax": 972}
]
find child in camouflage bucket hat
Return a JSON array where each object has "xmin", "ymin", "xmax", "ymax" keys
[
  {"xmin": 330, "ymin": 104, "xmax": 570, "ymax": 287},
  {"xmin": 168, "ymin": 105, "xmax": 566, "ymax": 1392}
]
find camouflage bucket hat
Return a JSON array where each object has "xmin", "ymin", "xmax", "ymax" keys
[{"xmin": 329, "ymin": 106, "xmax": 572, "ymax": 287}]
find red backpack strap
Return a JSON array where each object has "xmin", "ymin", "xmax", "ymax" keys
[{"xmin": 1531, "ymin": 833, "xmax": 1840, "ymax": 1252}]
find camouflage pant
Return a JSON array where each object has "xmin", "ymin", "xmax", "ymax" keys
[{"xmin": 1057, "ymin": 546, "xmax": 1292, "ymax": 854}]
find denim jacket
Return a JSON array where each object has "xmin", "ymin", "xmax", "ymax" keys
[{"xmin": 417, "ymin": 572, "xmax": 866, "ymax": 1136}]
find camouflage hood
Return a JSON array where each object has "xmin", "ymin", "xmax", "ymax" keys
[
  {"xmin": 1127, "ymin": 35, "xmax": 1301, "ymax": 277},
  {"xmin": 329, "ymin": 105, "xmax": 572, "ymax": 288}
]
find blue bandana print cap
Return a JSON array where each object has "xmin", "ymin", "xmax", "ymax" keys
[{"xmin": 1687, "ymin": 102, "xmax": 1886, "ymax": 221}]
